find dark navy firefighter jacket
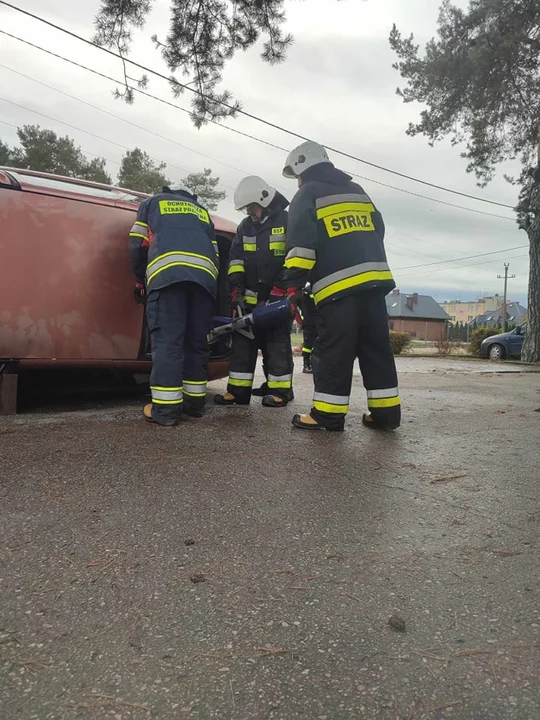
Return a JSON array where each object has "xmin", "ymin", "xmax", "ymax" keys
[
  {"xmin": 129, "ymin": 190, "xmax": 219, "ymax": 298},
  {"xmin": 227, "ymin": 192, "xmax": 289, "ymax": 307}
]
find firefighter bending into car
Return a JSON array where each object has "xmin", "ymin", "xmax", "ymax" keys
[
  {"xmin": 282, "ymin": 141, "xmax": 401, "ymax": 431},
  {"xmin": 214, "ymin": 176, "xmax": 294, "ymax": 408},
  {"xmin": 130, "ymin": 185, "xmax": 219, "ymax": 426},
  {"xmin": 299, "ymin": 282, "xmax": 316, "ymax": 374}
]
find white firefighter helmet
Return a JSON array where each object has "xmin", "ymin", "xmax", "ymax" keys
[
  {"xmin": 234, "ymin": 175, "xmax": 276, "ymax": 212},
  {"xmin": 282, "ymin": 141, "xmax": 331, "ymax": 179}
]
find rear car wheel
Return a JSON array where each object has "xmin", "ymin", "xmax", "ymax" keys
[{"xmin": 488, "ymin": 343, "xmax": 505, "ymax": 360}]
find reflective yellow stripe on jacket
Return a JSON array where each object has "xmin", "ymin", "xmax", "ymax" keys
[
  {"xmin": 284, "ymin": 246, "xmax": 316, "ymax": 271},
  {"xmin": 312, "ymin": 262, "xmax": 393, "ymax": 305},
  {"xmin": 269, "ymin": 240, "xmax": 286, "ymax": 255},
  {"xmin": 243, "ymin": 235, "xmax": 257, "ymax": 252},
  {"xmin": 147, "ymin": 251, "xmax": 218, "ymax": 286},
  {"xmin": 129, "ymin": 220, "xmax": 150, "ymax": 241},
  {"xmin": 244, "ymin": 289, "xmax": 258, "ymax": 306},
  {"xmin": 228, "ymin": 259, "xmax": 245, "ymax": 276}
]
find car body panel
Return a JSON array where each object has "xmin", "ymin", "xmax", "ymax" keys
[{"xmin": 0, "ymin": 167, "xmax": 236, "ymax": 375}]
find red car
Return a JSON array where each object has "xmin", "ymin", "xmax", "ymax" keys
[{"xmin": 0, "ymin": 167, "xmax": 236, "ymax": 413}]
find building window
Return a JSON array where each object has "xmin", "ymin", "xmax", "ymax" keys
[{"xmin": 468, "ymin": 315, "xmax": 473, "ymax": 321}]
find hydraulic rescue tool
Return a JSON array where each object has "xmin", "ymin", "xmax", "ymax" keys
[{"xmin": 208, "ymin": 298, "xmax": 292, "ymax": 345}]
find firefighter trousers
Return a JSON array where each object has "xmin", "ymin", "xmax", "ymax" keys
[
  {"xmin": 301, "ymin": 294, "xmax": 317, "ymax": 358},
  {"xmin": 227, "ymin": 312, "xmax": 293, "ymax": 403},
  {"xmin": 311, "ymin": 290, "xmax": 400, "ymax": 430},
  {"xmin": 146, "ymin": 282, "xmax": 214, "ymax": 423}
]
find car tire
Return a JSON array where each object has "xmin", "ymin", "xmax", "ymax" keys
[{"xmin": 488, "ymin": 343, "xmax": 505, "ymax": 361}]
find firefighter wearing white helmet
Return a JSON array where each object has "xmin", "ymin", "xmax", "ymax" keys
[
  {"xmin": 282, "ymin": 141, "xmax": 331, "ymax": 179},
  {"xmin": 282, "ymin": 141, "xmax": 401, "ymax": 432},
  {"xmin": 234, "ymin": 175, "xmax": 276, "ymax": 212},
  {"xmin": 129, "ymin": 185, "xmax": 219, "ymax": 425},
  {"xmin": 214, "ymin": 176, "xmax": 294, "ymax": 408}
]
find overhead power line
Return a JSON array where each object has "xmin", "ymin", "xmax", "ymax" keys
[
  {"xmin": 0, "ymin": 118, "xmax": 121, "ymax": 166},
  {"xmin": 0, "ymin": 1, "xmax": 516, "ymax": 211},
  {"xmin": 0, "ymin": 94, "xmax": 240, "ymax": 211},
  {"xmin": 0, "ymin": 30, "xmax": 517, "ymax": 223},
  {"xmin": 0, "ymin": 96, "xmax": 196, "ymax": 178},
  {"xmin": 0, "ymin": 31, "xmax": 285, "ymax": 154},
  {"xmin": 394, "ymin": 244, "xmax": 529, "ymax": 271},
  {"xmin": 0, "ymin": 114, "xmax": 527, "ymax": 276},
  {"xmin": 0, "ymin": 64, "xmax": 243, "ymax": 191},
  {"xmin": 397, "ymin": 252, "xmax": 529, "ymax": 278}
]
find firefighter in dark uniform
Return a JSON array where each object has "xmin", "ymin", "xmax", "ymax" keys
[
  {"xmin": 214, "ymin": 176, "xmax": 293, "ymax": 408},
  {"xmin": 299, "ymin": 282, "xmax": 316, "ymax": 373},
  {"xmin": 129, "ymin": 185, "xmax": 219, "ymax": 426},
  {"xmin": 282, "ymin": 141, "xmax": 401, "ymax": 431}
]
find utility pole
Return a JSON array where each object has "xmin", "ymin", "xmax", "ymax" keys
[{"xmin": 497, "ymin": 263, "xmax": 516, "ymax": 333}]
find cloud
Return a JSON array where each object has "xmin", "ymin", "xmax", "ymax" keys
[{"xmin": 0, "ymin": 0, "xmax": 530, "ymax": 302}]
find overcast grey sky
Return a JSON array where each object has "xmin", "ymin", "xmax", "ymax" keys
[{"xmin": 0, "ymin": 0, "xmax": 530, "ymax": 304}]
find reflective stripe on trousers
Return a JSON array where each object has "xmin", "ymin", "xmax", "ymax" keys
[
  {"xmin": 183, "ymin": 380, "xmax": 207, "ymax": 398},
  {"xmin": 312, "ymin": 262, "xmax": 393, "ymax": 304},
  {"xmin": 367, "ymin": 387, "xmax": 400, "ymax": 408},
  {"xmin": 228, "ymin": 371, "xmax": 254, "ymax": 388},
  {"xmin": 313, "ymin": 391, "xmax": 350, "ymax": 415},
  {"xmin": 151, "ymin": 385, "xmax": 183, "ymax": 405},
  {"xmin": 267, "ymin": 373, "xmax": 292, "ymax": 389}
]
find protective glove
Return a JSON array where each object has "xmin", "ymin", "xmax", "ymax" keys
[
  {"xmin": 286, "ymin": 286, "xmax": 303, "ymax": 318},
  {"xmin": 230, "ymin": 289, "xmax": 246, "ymax": 317},
  {"xmin": 133, "ymin": 282, "xmax": 146, "ymax": 305},
  {"xmin": 269, "ymin": 285, "xmax": 287, "ymax": 298}
]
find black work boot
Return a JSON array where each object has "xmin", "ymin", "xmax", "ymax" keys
[
  {"xmin": 292, "ymin": 412, "xmax": 327, "ymax": 430},
  {"xmin": 143, "ymin": 403, "xmax": 181, "ymax": 426},
  {"xmin": 214, "ymin": 393, "xmax": 250, "ymax": 406},
  {"xmin": 362, "ymin": 412, "xmax": 400, "ymax": 431},
  {"xmin": 183, "ymin": 404, "xmax": 205, "ymax": 418},
  {"xmin": 251, "ymin": 382, "xmax": 269, "ymax": 397},
  {"xmin": 262, "ymin": 394, "xmax": 288, "ymax": 408},
  {"xmin": 302, "ymin": 354, "xmax": 313, "ymax": 374}
]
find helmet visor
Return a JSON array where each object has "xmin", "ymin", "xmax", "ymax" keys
[{"xmin": 282, "ymin": 164, "xmax": 297, "ymax": 179}]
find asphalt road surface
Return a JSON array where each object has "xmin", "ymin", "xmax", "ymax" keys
[{"xmin": 1, "ymin": 357, "xmax": 540, "ymax": 719}]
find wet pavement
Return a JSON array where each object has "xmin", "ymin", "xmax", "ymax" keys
[{"xmin": 1, "ymin": 357, "xmax": 540, "ymax": 719}]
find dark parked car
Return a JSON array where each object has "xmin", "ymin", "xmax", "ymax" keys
[{"xmin": 481, "ymin": 323, "xmax": 527, "ymax": 360}]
